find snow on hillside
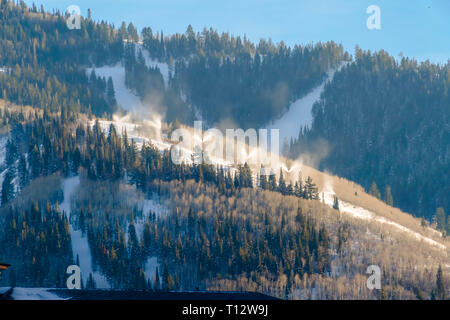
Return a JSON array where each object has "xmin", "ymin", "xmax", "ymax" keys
[
  {"xmin": 86, "ymin": 43, "xmax": 170, "ymax": 112},
  {"xmin": 61, "ymin": 176, "xmax": 110, "ymax": 289},
  {"xmin": 130, "ymin": 197, "xmax": 166, "ymax": 284},
  {"xmin": 136, "ymin": 44, "xmax": 171, "ymax": 88},
  {"xmin": 321, "ymin": 190, "xmax": 447, "ymax": 250},
  {"xmin": 87, "ymin": 65, "xmax": 144, "ymax": 112},
  {"xmin": 269, "ymin": 63, "xmax": 347, "ymax": 144},
  {"xmin": 8, "ymin": 287, "xmax": 65, "ymax": 300}
]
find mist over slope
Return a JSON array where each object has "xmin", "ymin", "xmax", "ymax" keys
[{"xmin": 0, "ymin": 1, "xmax": 448, "ymax": 300}]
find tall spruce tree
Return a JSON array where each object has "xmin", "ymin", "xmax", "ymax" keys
[
  {"xmin": 435, "ymin": 207, "xmax": 446, "ymax": 232},
  {"xmin": 369, "ymin": 182, "xmax": 381, "ymax": 199},
  {"xmin": 384, "ymin": 185, "xmax": 393, "ymax": 206},
  {"xmin": 1, "ymin": 170, "xmax": 15, "ymax": 205}
]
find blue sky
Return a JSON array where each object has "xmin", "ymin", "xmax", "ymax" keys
[{"xmin": 26, "ymin": 0, "xmax": 449, "ymax": 63}]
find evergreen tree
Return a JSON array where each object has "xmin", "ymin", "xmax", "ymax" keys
[
  {"xmin": 333, "ymin": 196, "xmax": 340, "ymax": 210},
  {"xmin": 384, "ymin": 185, "xmax": 393, "ymax": 206},
  {"xmin": 1, "ymin": 170, "xmax": 15, "ymax": 205},
  {"xmin": 435, "ymin": 207, "xmax": 446, "ymax": 232},
  {"xmin": 278, "ymin": 169, "xmax": 286, "ymax": 195},
  {"xmin": 106, "ymin": 77, "xmax": 116, "ymax": 106},
  {"xmin": 369, "ymin": 182, "xmax": 381, "ymax": 199},
  {"xmin": 446, "ymin": 217, "xmax": 450, "ymax": 237},
  {"xmin": 86, "ymin": 273, "xmax": 96, "ymax": 289},
  {"xmin": 435, "ymin": 265, "xmax": 446, "ymax": 300},
  {"xmin": 18, "ymin": 154, "xmax": 29, "ymax": 190}
]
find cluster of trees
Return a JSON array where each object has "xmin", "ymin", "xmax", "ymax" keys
[
  {"xmin": 0, "ymin": 201, "xmax": 73, "ymax": 287},
  {"xmin": 0, "ymin": 108, "xmax": 328, "ymax": 294},
  {"xmin": 368, "ymin": 181, "xmax": 393, "ymax": 207},
  {"xmin": 290, "ymin": 48, "xmax": 450, "ymax": 222},
  {"xmin": 110, "ymin": 25, "xmax": 351, "ymax": 127},
  {"xmin": 0, "ymin": 108, "xmax": 320, "ymax": 207},
  {"xmin": 0, "ymin": 1, "xmax": 350, "ymax": 129},
  {"xmin": 67, "ymin": 176, "xmax": 332, "ymax": 295},
  {"xmin": 0, "ymin": 109, "xmax": 448, "ymax": 298},
  {"xmin": 0, "ymin": 0, "xmax": 122, "ymax": 116},
  {"xmin": 139, "ymin": 26, "xmax": 348, "ymax": 128},
  {"xmin": 122, "ymin": 43, "xmax": 192, "ymax": 124}
]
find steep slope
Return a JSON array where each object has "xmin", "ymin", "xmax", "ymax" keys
[{"xmin": 291, "ymin": 50, "xmax": 450, "ymax": 222}]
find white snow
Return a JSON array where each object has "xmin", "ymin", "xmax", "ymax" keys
[
  {"xmin": 61, "ymin": 176, "xmax": 110, "ymax": 289},
  {"xmin": 128, "ymin": 197, "xmax": 167, "ymax": 244},
  {"xmin": 87, "ymin": 43, "xmax": 170, "ymax": 113},
  {"xmin": 88, "ymin": 65, "xmax": 144, "ymax": 112},
  {"xmin": 0, "ymin": 135, "xmax": 8, "ymax": 166},
  {"xmin": 130, "ymin": 197, "xmax": 164, "ymax": 283},
  {"xmin": 321, "ymin": 191, "xmax": 447, "ymax": 250},
  {"xmin": 269, "ymin": 64, "xmax": 347, "ymax": 144},
  {"xmin": 144, "ymin": 256, "xmax": 159, "ymax": 285},
  {"xmin": 136, "ymin": 44, "xmax": 171, "ymax": 88},
  {"xmin": 10, "ymin": 288, "xmax": 65, "ymax": 300}
]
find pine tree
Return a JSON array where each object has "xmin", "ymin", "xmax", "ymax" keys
[
  {"xmin": 421, "ymin": 217, "xmax": 427, "ymax": 229},
  {"xmin": 333, "ymin": 196, "xmax": 340, "ymax": 210},
  {"xmin": 18, "ymin": 154, "xmax": 29, "ymax": 190},
  {"xmin": 278, "ymin": 169, "xmax": 286, "ymax": 195},
  {"xmin": 86, "ymin": 273, "xmax": 96, "ymax": 289},
  {"xmin": 384, "ymin": 185, "xmax": 393, "ymax": 206},
  {"xmin": 435, "ymin": 265, "xmax": 446, "ymax": 300},
  {"xmin": 154, "ymin": 267, "xmax": 160, "ymax": 291},
  {"xmin": 446, "ymin": 217, "xmax": 450, "ymax": 237},
  {"xmin": 106, "ymin": 77, "xmax": 116, "ymax": 106},
  {"xmin": 369, "ymin": 181, "xmax": 381, "ymax": 199},
  {"xmin": 435, "ymin": 207, "xmax": 446, "ymax": 232},
  {"xmin": 1, "ymin": 170, "xmax": 15, "ymax": 205},
  {"xmin": 304, "ymin": 176, "xmax": 319, "ymax": 200}
]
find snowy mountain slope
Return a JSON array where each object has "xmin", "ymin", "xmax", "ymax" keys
[
  {"xmin": 88, "ymin": 65, "xmax": 143, "ymax": 112},
  {"xmin": 135, "ymin": 43, "xmax": 171, "ymax": 88},
  {"xmin": 321, "ymin": 190, "xmax": 446, "ymax": 250},
  {"xmin": 89, "ymin": 114, "xmax": 448, "ymax": 254},
  {"xmin": 268, "ymin": 63, "xmax": 348, "ymax": 144},
  {"xmin": 87, "ymin": 43, "xmax": 170, "ymax": 113}
]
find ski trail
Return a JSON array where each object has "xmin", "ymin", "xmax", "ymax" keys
[
  {"xmin": 269, "ymin": 63, "xmax": 346, "ymax": 144},
  {"xmin": 61, "ymin": 176, "xmax": 110, "ymax": 288}
]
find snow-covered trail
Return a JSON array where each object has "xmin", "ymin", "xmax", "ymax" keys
[
  {"xmin": 321, "ymin": 191, "xmax": 447, "ymax": 250},
  {"xmin": 61, "ymin": 176, "xmax": 110, "ymax": 288},
  {"xmin": 88, "ymin": 65, "xmax": 143, "ymax": 112},
  {"xmin": 87, "ymin": 44, "xmax": 170, "ymax": 113},
  {"xmin": 126, "ymin": 198, "xmax": 165, "ymax": 283},
  {"xmin": 268, "ymin": 64, "xmax": 345, "ymax": 144},
  {"xmin": 136, "ymin": 43, "xmax": 170, "ymax": 88}
]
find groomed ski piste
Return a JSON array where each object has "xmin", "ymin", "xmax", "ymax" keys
[{"xmin": 268, "ymin": 63, "xmax": 348, "ymax": 144}]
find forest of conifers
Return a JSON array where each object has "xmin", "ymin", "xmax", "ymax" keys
[{"xmin": 0, "ymin": 0, "xmax": 448, "ymax": 299}]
